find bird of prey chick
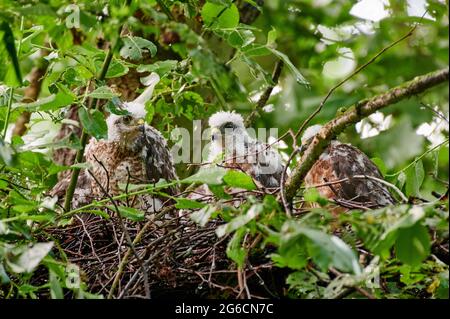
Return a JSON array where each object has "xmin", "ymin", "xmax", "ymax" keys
[
  {"xmin": 207, "ymin": 111, "xmax": 284, "ymax": 188},
  {"xmin": 51, "ymin": 73, "xmax": 178, "ymax": 212},
  {"xmin": 301, "ymin": 124, "xmax": 395, "ymax": 211}
]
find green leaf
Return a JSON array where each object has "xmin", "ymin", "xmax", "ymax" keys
[
  {"xmin": 18, "ymin": 3, "xmax": 57, "ymax": 17},
  {"xmin": 267, "ymin": 27, "xmax": 278, "ymax": 47},
  {"xmin": 371, "ymin": 157, "xmax": 387, "ymax": 176},
  {"xmin": 279, "ymin": 221, "xmax": 361, "ymax": 274},
  {"xmin": 0, "ymin": 21, "xmax": 22, "ymax": 86},
  {"xmin": 223, "ymin": 170, "xmax": 256, "ymax": 190},
  {"xmin": 182, "ymin": 167, "xmax": 227, "ymax": 185},
  {"xmin": 395, "ymin": 223, "xmax": 430, "ymax": 266},
  {"xmin": 106, "ymin": 205, "xmax": 144, "ymax": 222},
  {"xmin": 105, "ymin": 100, "xmax": 130, "ymax": 116},
  {"xmin": 242, "ymin": 44, "xmax": 272, "ymax": 57},
  {"xmin": 209, "ymin": 185, "xmax": 232, "ymax": 199},
  {"xmin": 6, "ymin": 242, "xmax": 54, "ymax": 274},
  {"xmin": 88, "ymin": 86, "xmax": 118, "ymax": 99},
  {"xmin": 120, "ymin": 36, "xmax": 157, "ymax": 61},
  {"xmin": 174, "ymin": 91, "xmax": 204, "ymax": 120},
  {"xmin": 405, "ymin": 160, "xmax": 425, "ymax": 197},
  {"xmin": 373, "ymin": 206, "xmax": 426, "ymax": 257},
  {"xmin": 271, "ymin": 237, "xmax": 308, "ymax": 270},
  {"xmin": 201, "ymin": 3, "xmax": 240, "ymax": 29},
  {"xmin": 191, "ymin": 205, "xmax": 216, "ymax": 227},
  {"xmin": 268, "ymin": 48, "xmax": 309, "ymax": 86},
  {"xmin": 303, "ymin": 188, "xmax": 328, "ymax": 206},
  {"xmin": 106, "ymin": 59, "xmax": 129, "ymax": 78},
  {"xmin": 49, "ymin": 269, "xmax": 63, "ymax": 299},
  {"xmin": 78, "ymin": 108, "xmax": 108, "ymax": 140},
  {"xmin": 216, "ymin": 203, "xmax": 263, "ymax": 237},
  {"xmin": 0, "ymin": 264, "xmax": 10, "ymax": 285},
  {"xmin": 18, "ymin": 85, "xmax": 75, "ymax": 111},
  {"xmin": 83, "ymin": 210, "xmax": 110, "ymax": 220},
  {"xmin": 175, "ymin": 198, "xmax": 206, "ymax": 209},
  {"xmin": 137, "ymin": 60, "xmax": 178, "ymax": 77},
  {"xmin": 227, "ymin": 29, "xmax": 255, "ymax": 48},
  {"xmin": 226, "ymin": 228, "xmax": 247, "ymax": 267}
]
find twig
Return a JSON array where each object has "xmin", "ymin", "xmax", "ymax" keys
[
  {"xmin": 87, "ymin": 168, "xmax": 151, "ymax": 299},
  {"xmin": 107, "ymin": 207, "xmax": 173, "ymax": 299},
  {"xmin": 245, "ymin": 59, "xmax": 284, "ymax": 126},
  {"xmin": 294, "ymin": 25, "xmax": 417, "ymax": 141},
  {"xmin": 63, "ymin": 49, "xmax": 113, "ymax": 212},
  {"xmin": 420, "ymin": 102, "xmax": 449, "ymax": 124},
  {"xmin": 285, "ymin": 67, "xmax": 449, "ymax": 202},
  {"xmin": 386, "ymin": 138, "xmax": 449, "ymax": 177}
]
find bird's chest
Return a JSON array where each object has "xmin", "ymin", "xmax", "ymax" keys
[{"xmin": 86, "ymin": 140, "xmax": 145, "ymax": 195}]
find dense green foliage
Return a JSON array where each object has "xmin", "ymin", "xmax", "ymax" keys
[{"xmin": 0, "ymin": 0, "xmax": 448, "ymax": 299}]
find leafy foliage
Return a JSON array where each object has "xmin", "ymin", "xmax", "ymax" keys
[{"xmin": 0, "ymin": 0, "xmax": 448, "ymax": 299}]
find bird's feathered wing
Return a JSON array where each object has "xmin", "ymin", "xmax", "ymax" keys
[
  {"xmin": 242, "ymin": 139, "xmax": 284, "ymax": 188},
  {"xmin": 304, "ymin": 141, "xmax": 395, "ymax": 209},
  {"xmin": 84, "ymin": 124, "xmax": 178, "ymax": 209},
  {"xmin": 138, "ymin": 125, "xmax": 178, "ymax": 191}
]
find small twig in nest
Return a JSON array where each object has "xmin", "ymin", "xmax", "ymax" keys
[{"xmin": 87, "ymin": 166, "xmax": 151, "ymax": 299}]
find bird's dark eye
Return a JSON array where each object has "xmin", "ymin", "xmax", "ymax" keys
[
  {"xmin": 223, "ymin": 122, "xmax": 234, "ymax": 129},
  {"xmin": 123, "ymin": 115, "xmax": 132, "ymax": 124}
]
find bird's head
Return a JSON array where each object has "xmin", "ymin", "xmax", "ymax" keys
[
  {"xmin": 106, "ymin": 99, "xmax": 148, "ymax": 144},
  {"xmin": 106, "ymin": 113, "xmax": 145, "ymax": 145},
  {"xmin": 105, "ymin": 73, "xmax": 160, "ymax": 144},
  {"xmin": 208, "ymin": 111, "xmax": 246, "ymax": 150}
]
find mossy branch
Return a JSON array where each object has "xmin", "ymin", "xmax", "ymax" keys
[{"xmin": 284, "ymin": 67, "xmax": 449, "ymax": 203}]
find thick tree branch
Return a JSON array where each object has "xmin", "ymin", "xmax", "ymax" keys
[{"xmin": 284, "ymin": 67, "xmax": 449, "ymax": 203}]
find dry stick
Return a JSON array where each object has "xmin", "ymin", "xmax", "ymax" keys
[
  {"xmin": 86, "ymin": 168, "xmax": 151, "ymax": 299},
  {"xmin": 285, "ymin": 67, "xmax": 449, "ymax": 203},
  {"xmin": 245, "ymin": 59, "xmax": 284, "ymax": 127},
  {"xmin": 294, "ymin": 25, "xmax": 417, "ymax": 141},
  {"xmin": 117, "ymin": 232, "xmax": 183, "ymax": 299},
  {"xmin": 107, "ymin": 207, "xmax": 172, "ymax": 299}
]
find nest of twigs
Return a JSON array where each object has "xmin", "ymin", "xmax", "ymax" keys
[{"xmin": 45, "ymin": 204, "xmax": 282, "ymax": 299}]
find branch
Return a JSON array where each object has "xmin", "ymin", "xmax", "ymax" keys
[
  {"xmin": 245, "ymin": 59, "xmax": 284, "ymax": 126},
  {"xmin": 284, "ymin": 67, "xmax": 449, "ymax": 203},
  {"xmin": 63, "ymin": 49, "xmax": 113, "ymax": 212},
  {"xmin": 294, "ymin": 25, "xmax": 416, "ymax": 140}
]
